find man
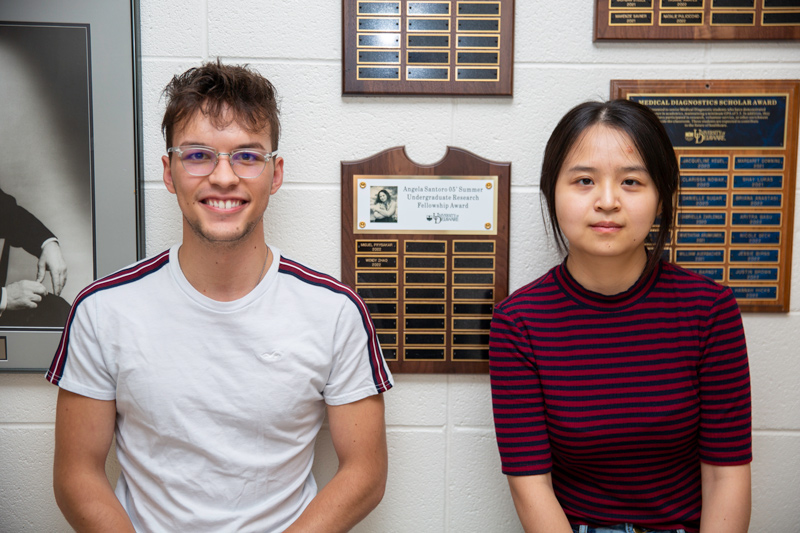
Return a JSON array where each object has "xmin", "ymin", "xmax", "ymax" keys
[
  {"xmin": 47, "ymin": 61, "xmax": 393, "ymax": 532},
  {"xmin": 0, "ymin": 187, "xmax": 69, "ymax": 326}
]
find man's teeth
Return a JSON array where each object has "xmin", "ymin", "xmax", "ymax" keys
[{"xmin": 207, "ymin": 199, "xmax": 241, "ymax": 209}]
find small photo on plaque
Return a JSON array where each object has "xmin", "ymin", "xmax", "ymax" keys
[{"xmin": 370, "ymin": 186, "xmax": 399, "ymax": 223}]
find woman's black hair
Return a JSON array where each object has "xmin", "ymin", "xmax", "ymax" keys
[{"xmin": 540, "ymin": 99, "xmax": 679, "ymax": 277}]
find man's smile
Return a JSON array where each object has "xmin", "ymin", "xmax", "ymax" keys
[{"xmin": 203, "ymin": 198, "xmax": 245, "ymax": 210}]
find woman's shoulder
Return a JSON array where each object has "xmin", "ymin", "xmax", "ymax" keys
[
  {"xmin": 658, "ymin": 260, "xmax": 736, "ymax": 302},
  {"xmin": 496, "ymin": 265, "xmax": 560, "ymax": 314}
]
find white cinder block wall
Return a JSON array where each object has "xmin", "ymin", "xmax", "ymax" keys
[{"xmin": 1, "ymin": 1, "xmax": 799, "ymax": 531}]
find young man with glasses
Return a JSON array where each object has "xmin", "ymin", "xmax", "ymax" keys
[{"xmin": 47, "ymin": 61, "xmax": 393, "ymax": 532}]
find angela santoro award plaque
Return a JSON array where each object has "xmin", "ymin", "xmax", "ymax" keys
[
  {"xmin": 613, "ymin": 79, "xmax": 799, "ymax": 313},
  {"xmin": 341, "ymin": 146, "xmax": 510, "ymax": 373}
]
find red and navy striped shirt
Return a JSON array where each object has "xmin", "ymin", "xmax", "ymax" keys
[{"xmin": 489, "ymin": 260, "xmax": 751, "ymax": 533}]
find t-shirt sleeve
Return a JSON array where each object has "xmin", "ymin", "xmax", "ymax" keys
[
  {"xmin": 45, "ymin": 295, "xmax": 117, "ymax": 401},
  {"xmin": 323, "ymin": 293, "xmax": 393, "ymax": 405},
  {"xmin": 698, "ymin": 287, "xmax": 752, "ymax": 465},
  {"xmin": 489, "ymin": 305, "xmax": 552, "ymax": 476}
]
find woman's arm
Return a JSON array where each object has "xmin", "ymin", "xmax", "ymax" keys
[
  {"xmin": 507, "ymin": 473, "xmax": 572, "ymax": 533},
  {"xmin": 699, "ymin": 462, "xmax": 751, "ymax": 533},
  {"xmin": 372, "ymin": 201, "xmax": 395, "ymax": 219},
  {"xmin": 381, "ymin": 200, "xmax": 396, "ymax": 218}
]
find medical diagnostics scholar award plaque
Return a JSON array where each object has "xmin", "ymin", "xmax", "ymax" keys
[
  {"xmin": 343, "ymin": 1, "xmax": 514, "ymax": 96},
  {"xmin": 342, "ymin": 147, "xmax": 510, "ymax": 373},
  {"xmin": 613, "ymin": 80, "xmax": 799, "ymax": 312},
  {"xmin": 595, "ymin": 0, "xmax": 800, "ymax": 41}
]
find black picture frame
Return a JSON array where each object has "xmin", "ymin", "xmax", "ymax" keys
[{"xmin": 0, "ymin": 0, "xmax": 143, "ymax": 371}]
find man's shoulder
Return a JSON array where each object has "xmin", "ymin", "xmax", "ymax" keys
[
  {"xmin": 74, "ymin": 249, "xmax": 172, "ymax": 305},
  {"xmin": 277, "ymin": 255, "xmax": 357, "ymax": 299}
]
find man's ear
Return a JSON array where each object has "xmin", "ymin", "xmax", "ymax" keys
[
  {"xmin": 270, "ymin": 156, "xmax": 284, "ymax": 195},
  {"xmin": 162, "ymin": 155, "xmax": 176, "ymax": 194}
]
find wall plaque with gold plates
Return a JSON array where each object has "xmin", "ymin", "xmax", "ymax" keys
[
  {"xmin": 341, "ymin": 146, "xmax": 510, "ymax": 373},
  {"xmin": 612, "ymin": 79, "xmax": 799, "ymax": 312},
  {"xmin": 596, "ymin": 0, "xmax": 800, "ymax": 40},
  {"xmin": 343, "ymin": 1, "xmax": 514, "ymax": 95}
]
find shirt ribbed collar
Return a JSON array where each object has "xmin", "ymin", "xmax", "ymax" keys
[{"xmin": 553, "ymin": 257, "xmax": 661, "ymax": 311}]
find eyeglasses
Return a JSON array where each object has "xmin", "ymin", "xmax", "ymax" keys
[{"xmin": 167, "ymin": 145, "xmax": 278, "ymax": 179}]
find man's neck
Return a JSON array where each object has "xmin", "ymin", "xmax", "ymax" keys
[{"xmin": 177, "ymin": 237, "xmax": 271, "ymax": 302}]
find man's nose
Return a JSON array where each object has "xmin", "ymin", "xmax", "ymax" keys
[{"xmin": 208, "ymin": 153, "xmax": 239, "ymax": 186}]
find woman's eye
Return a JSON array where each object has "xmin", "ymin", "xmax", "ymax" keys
[
  {"xmin": 578, "ymin": 178, "xmax": 593, "ymax": 185},
  {"xmin": 623, "ymin": 178, "xmax": 640, "ymax": 186}
]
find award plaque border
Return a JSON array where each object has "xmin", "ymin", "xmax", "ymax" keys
[
  {"xmin": 341, "ymin": 146, "xmax": 510, "ymax": 373},
  {"xmin": 611, "ymin": 79, "xmax": 799, "ymax": 313},
  {"xmin": 596, "ymin": 0, "xmax": 800, "ymax": 41},
  {"xmin": 343, "ymin": 0, "xmax": 515, "ymax": 96}
]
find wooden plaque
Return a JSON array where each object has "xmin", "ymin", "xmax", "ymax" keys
[
  {"xmin": 343, "ymin": 1, "xmax": 514, "ymax": 95},
  {"xmin": 596, "ymin": 0, "xmax": 800, "ymax": 40},
  {"xmin": 612, "ymin": 79, "xmax": 799, "ymax": 312},
  {"xmin": 341, "ymin": 146, "xmax": 510, "ymax": 373}
]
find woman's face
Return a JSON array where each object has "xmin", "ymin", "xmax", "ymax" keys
[
  {"xmin": 553, "ymin": 124, "xmax": 659, "ymax": 266},
  {"xmin": 378, "ymin": 191, "xmax": 388, "ymax": 202}
]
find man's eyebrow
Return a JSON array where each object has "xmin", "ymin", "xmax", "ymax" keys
[
  {"xmin": 234, "ymin": 142, "xmax": 268, "ymax": 150},
  {"xmin": 176, "ymin": 141, "xmax": 268, "ymax": 150}
]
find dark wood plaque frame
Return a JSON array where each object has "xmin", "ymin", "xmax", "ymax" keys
[
  {"xmin": 341, "ymin": 146, "xmax": 510, "ymax": 373},
  {"xmin": 612, "ymin": 79, "xmax": 798, "ymax": 312},
  {"xmin": 343, "ymin": 1, "xmax": 514, "ymax": 96},
  {"xmin": 596, "ymin": 1, "xmax": 800, "ymax": 41}
]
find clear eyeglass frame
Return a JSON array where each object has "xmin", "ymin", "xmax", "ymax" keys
[{"xmin": 167, "ymin": 145, "xmax": 278, "ymax": 179}]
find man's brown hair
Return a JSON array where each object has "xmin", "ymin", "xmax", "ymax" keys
[{"xmin": 162, "ymin": 60, "xmax": 280, "ymax": 151}]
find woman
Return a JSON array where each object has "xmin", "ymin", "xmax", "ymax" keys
[
  {"xmin": 489, "ymin": 99, "xmax": 751, "ymax": 533},
  {"xmin": 371, "ymin": 188, "xmax": 397, "ymax": 222}
]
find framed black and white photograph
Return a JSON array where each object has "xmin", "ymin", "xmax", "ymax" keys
[{"xmin": 0, "ymin": 1, "xmax": 142, "ymax": 371}]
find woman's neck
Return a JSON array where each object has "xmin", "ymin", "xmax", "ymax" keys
[{"xmin": 564, "ymin": 248, "xmax": 648, "ymax": 296}]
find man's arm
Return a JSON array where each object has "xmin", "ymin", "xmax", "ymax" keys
[
  {"xmin": 699, "ymin": 462, "xmax": 751, "ymax": 533},
  {"xmin": 285, "ymin": 394, "xmax": 388, "ymax": 533},
  {"xmin": 507, "ymin": 473, "xmax": 572, "ymax": 533},
  {"xmin": 53, "ymin": 388, "xmax": 135, "ymax": 533}
]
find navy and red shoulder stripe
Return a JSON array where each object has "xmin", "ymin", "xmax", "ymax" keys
[
  {"xmin": 46, "ymin": 250, "xmax": 171, "ymax": 385},
  {"xmin": 278, "ymin": 256, "xmax": 392, "ymax": 393}
]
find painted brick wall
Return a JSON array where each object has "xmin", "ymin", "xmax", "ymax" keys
[{"xmin": 1, "ymin": 1, "xmax": 798, "ymax": 531}]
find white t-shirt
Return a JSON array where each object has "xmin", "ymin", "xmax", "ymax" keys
[{"xmin": 47, "ymin": 245, "xmax": 393, "ymax": 532}]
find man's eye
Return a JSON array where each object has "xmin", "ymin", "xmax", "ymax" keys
[
  {"xmin": 184, "ymin": 150, "xmax": 212, "ymax": 161},
  {"xmin": 235, "ymin": 151, "xmax": 263, "ymax": 164}
]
